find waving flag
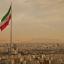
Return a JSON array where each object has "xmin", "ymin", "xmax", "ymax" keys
[{"xmin": 0, "ymin": 5, "xmax": 11, "ymax": 31}]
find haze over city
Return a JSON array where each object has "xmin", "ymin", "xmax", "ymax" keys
[{"xmin": 0, "ymin": 0, "xmax": 64, "ymax": 42}]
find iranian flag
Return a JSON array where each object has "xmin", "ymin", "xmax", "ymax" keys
[{"xmin": 0, "ymin": 5, "xmax": 11, "ymax": 31}]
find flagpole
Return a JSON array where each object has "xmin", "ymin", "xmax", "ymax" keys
[{"xmin": 10, "ymin": 0, "xmax": 12, "ymax": 55}]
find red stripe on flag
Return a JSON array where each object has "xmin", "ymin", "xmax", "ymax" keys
[{"xmin": 0, "ymin": 15, "xmax": 11, "ymax": 31}]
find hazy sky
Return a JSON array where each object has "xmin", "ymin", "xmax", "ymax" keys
[{"xmin": 0, "ymin": 0, "xmax": 64, "ymax": 42}]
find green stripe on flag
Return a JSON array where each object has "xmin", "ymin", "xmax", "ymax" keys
[{"xmin": 1, "ymin": 6, "xmax": 11, "ymax": 22}]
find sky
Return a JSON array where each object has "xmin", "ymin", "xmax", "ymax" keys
[{"xmin": 0, "ymin": 0, "xmax": 64, "ymax": 42}]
